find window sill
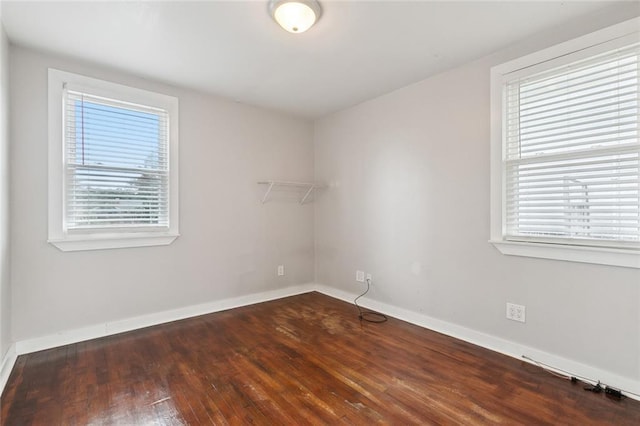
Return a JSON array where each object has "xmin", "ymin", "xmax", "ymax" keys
[
  {"xmin": 49, "ymin": 232, "xmax": 179, "ymax": 252},
  {"xmin": 489, "ymin": 240, "xmax": 640, "ymax": 269}
]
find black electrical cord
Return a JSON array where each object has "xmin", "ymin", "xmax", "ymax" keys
[
  {"xmin": 522, "ymin": 355, "xmax": 640, "ymax": 399},
  {"xmin": 354, "ymin": 278, "xmax": 387, "ymax": 323}
]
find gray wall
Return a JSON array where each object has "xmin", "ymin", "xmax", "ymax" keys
[
  {"xmin": 314, "ymin": 10, "xmax": 640, "ymax": 382},
  {"xmin": 10, "ymin": 46, "xmax": 315, "ymax": 342},
  {"xmin": 0, "ymin": 11, "xmax": 10, "ymax": 359}
]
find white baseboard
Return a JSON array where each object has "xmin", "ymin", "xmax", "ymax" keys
[
  {"xmin": 5, "ymin": 281, "xmax": 639, "ymax": 403},
  {"xmin": 15, "ymin": 283, "xmax": 315, "ymax": 355},
  {"xmin": 0, "ymin": 343, "xmax": 17, "ymax": 396},
  {"xmin": 314, "ymin": 284, "xmax": 640, "ymax": 402}
]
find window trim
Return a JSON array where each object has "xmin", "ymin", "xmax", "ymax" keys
[
  {"xmin": 489, "ymin": 18, "xmax": 640, "ymax": 269},
  {"xmin": 48, "ymin": 69, "xmax": 180, "ymax": 251}
]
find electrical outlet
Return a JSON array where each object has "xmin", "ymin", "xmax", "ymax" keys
[
  {"xmin": 277, "ymin": 265, "xmax": 284, "ymax": 276},
  {"xmin": 366, "ymin": 273, "xmax": 372, "ymax": 283},
  {"xmin": 506, "ymin": 302, "xmax": 526, "ymax": 323},
  {"xmin": 356, "ymin": 270, "xmax": 365, "ymax": 282}
]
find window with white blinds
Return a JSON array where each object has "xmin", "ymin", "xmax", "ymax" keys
[
  {"xmin": 490, "ymin": 18, "xmax": 640, "ymax": 268},
  {"xmin": 48, "ymin": 69, "xmax": 179, "ymax": 251},
  {"xmin": 504, "ymin": 43, "xmax": 640, "ymax": 247},
  {"xmin": 64, "ymin": 90, "xmax": 169, "ymax": 230}
]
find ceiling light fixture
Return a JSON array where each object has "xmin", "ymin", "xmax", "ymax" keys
[{"xmin": 268, "ymin": 0, "xmax": 322, "ymax": 34}]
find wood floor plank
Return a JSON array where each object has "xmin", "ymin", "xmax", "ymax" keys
[{"xmin": 2, "ymin": 292, "xmax": 640, "ymax": 425}]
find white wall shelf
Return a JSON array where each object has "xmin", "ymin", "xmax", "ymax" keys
[{"xmin": 258, "ymin": 180, "xmax": 326, "ymax": 205}]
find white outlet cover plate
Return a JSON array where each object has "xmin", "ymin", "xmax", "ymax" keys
[
  {"xmin": 506, "ymin": 302, "xmax": 526, "ymax": 323},
  {"xmin": 356, "ymin": 270, "xmax": 365, "ymax": 282}
]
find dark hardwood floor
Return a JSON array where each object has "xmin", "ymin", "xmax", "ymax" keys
[{"xmin": 2, "ymin": 292, "xmax": 639, "ymax": 425}]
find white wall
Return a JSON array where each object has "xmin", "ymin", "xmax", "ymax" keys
[
  {"xmin": 314, "ymin": 9, "xmax": 640, "ymax": 384},
  {"xmin": 0, "ymin": 8, "xmax": 11, "ymax": 359},
  {"xmin": 10, "ymin": 46, "xmax": 315, "ymax": 342}
]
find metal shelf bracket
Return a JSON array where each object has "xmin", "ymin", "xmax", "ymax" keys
[{"xmin": 258, "ymin": 180, "xmax": 326, "ymax": 205}]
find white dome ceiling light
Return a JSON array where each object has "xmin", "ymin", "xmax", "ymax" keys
[{"xmin": 268, "ymin": 0, "xmax": 322, "ymax": 34}]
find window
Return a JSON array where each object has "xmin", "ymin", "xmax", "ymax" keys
[
  {"xmin": 490, "ymin": 18, "xmax": 640, "ymax": 268},
  {"xmin": 48, "ymin": 69, "xmax": 179, "ymax": 251}
]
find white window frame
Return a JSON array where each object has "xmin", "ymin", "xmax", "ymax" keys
[
  {"xmin": 490, "ymin": 18, "xmax": 640, "ymax": 269},
  {"xmin": 48, "ymin": 69, "xmax": 179, "ymax": 251}
]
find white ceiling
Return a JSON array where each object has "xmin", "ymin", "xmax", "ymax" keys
[{"xmin": 1, "ymin": 1, "xmax": 638, "ymax": 118}]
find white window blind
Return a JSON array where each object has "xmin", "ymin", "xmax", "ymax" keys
[
  {"xmin": 64, "ymin": 89, "xmax": 170, "ymax": 231},
  {"xmin": 504, "ymin": 42, "xmax": 640, "ymax": 247}
]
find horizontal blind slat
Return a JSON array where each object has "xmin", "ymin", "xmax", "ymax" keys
[
  {"xmin": 516, "ymin": 130, "xmax": 637, "ymax": 154},
  {"xmin": 515, "ymin": 110, "xmax": 638, "ymax": 138},
  {"xmin": 510, "ymin": 96, "xmax": 638, "ymax": 127},
  {"xmin": 515, "ymin": 81, "xmax": 637, "ymax": 115},
  {"xmin": 517, "ymin": 74, "xmax": 638, "ymax": 109},
  {"xmin": 503, "ymin": 42, "xmax": 640, "ymax": 244},
  {"xmin": 64, "ymin": 90, "xmax": 170, "ymax": 229},
  {"xmin": 518, "ymin": 58, "xmax": 638, "ymax": 99}
]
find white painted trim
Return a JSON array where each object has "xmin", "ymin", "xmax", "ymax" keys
[
  {"xmin": 489, "ymin": 17, "xmax": 640, "ymax": 269},
  {"xmin": 47, "ymin": 68, "xmax": 180, "ymax": 252},
  {"xmin": 0, "ymin": 344, "xmax": 17, "ymax": 396},
  {"xmin": 15, "ymin": 283, "xmax": 314, "ymax": 355},
  {"xmin": 49, "ymin": 233, "xmax": 179, "ymax": 252},
  {"xmin": 490, "ymin": 240, "xmax": 640, "ymax": 269},
  {"xmin": 6, "ymin": 283, "xmax": 639, "ymax": 402},
  {"xmin": 314, "ymin": 284, "xmax": 640, "ymax": 402}
]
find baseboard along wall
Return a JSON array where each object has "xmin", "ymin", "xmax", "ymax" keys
[
  {"xmin": 1, "ymin": 282, "xmax": 638, "ymax": 402},
  {"xmin": 0, "ymin": 343, "xmax": 17, "ymax": 396}
]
